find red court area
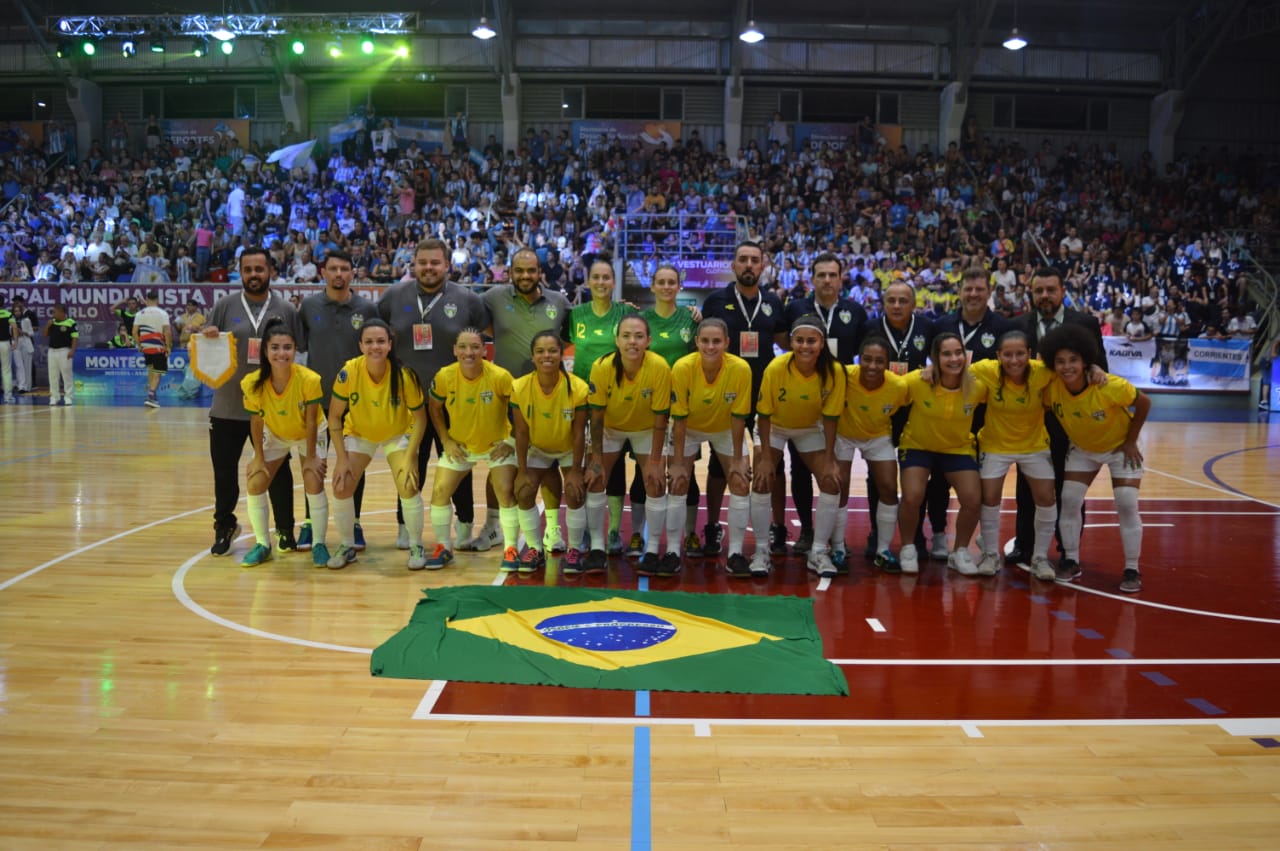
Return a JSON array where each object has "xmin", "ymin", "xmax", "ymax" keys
[{"xmin": 428, "ymin": 497, "xmax": 1280, "ymax": 723}]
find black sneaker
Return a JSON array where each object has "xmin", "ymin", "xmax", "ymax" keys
[
  {"xmin": 726, "ymin": 553, "xmax": 751, "ymax": 578},
  {"xmin": 1119, "ymin": 569, "xmax": 1142, "ymax": 593},
  {"xmin": 584, "ymin": 548, "xmax": 608, "ymax": 574},
  {"xmin": 769, "ymin": 523, "xmax": 789, "ymax": 555},
  {"xmin": 792, "ymin": 528, "xmax": 814, "ymax": 554},
  {"xmin": 276, "ymin": 528, "xmax": 298, "ymax": 552},
  {"xmin": 658, "ymin": 552, "xmax": 683, "ymax": 577},
  {"xmin": 211, "ymin": 523, "xmax": 240, "ymax": 557},
  {"xmin": 1055, "ymin": 558, "xmax": 1083, "ymax": 582},
  {"xmin": 637, "ymin": 552, "xmax": 659, "ymax": 576},
  {"xmin": 701, "ymin": 523, "xmax": 723, "ymax": 557}
]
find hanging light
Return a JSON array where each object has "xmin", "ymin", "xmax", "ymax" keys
[
  {"xmin": 326, "ymin": 39, "xmax": 343, "ymax": 59},
  {"xmin": 739, "ymin": 20, "xmax": 764, "ymax": 43},
  {"xmin": 121, "ymin": 40, "xmax": 137, "ymax": 58},
  {"xmin": 472, "ymin": 17, "xmax": 497, "ymax": 39},
  {"xmin": 220, "ymin": 40, "xmax": 234, "ymax": 55},
  {"xmin": 192, "ymin": 37, "xmax": 210, "ymax": 57},
  {"xmin": 150, "ymin": 35, "xmax": 166, "ymax": 53},
  {"xmin": 1002, "ymin": 28, "xmax": 1027, "ymax": 50},
  {"xmin": 290, "ymin": 38, "xmax": 306, "ymax": 56},
  {"xmin": 210, "ymin": 21, "xmax": 236, "ymax": 42}
]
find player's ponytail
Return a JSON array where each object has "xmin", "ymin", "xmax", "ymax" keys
[{"xmin": 253, "ymin": 317, "xmax": 296, "ymax": 391}]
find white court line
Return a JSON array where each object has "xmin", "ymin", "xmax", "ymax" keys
[
  {"xmin": 1145, "ymin": 464, "xmax": 1280, "ymax": 510},
  {"xmin": 815, "ymin": 576, "xmax": 833, "ymax": 592},
  {"xmin": 866, "ymin": 618, "xmax": 887, "ymax": 633},
  {"xmin": 415, "ymin": 680, "xmax": 449, "ymax": 716},
  {"xmin": 826, "ymin": 657, "xmax": 1280, "ymax": 666},
  {"xmin": 693, "ymin": 722, "xmax": 712, "ymax": 737},
  {"xmin": 1052, "ymin": 579, "xmax": 1280, "ymax": 625},
  {"xmin": 961, "ymin": 723, "xmax": 984, "ymax": 738}
]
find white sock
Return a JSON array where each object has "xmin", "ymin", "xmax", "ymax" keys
[
  {"xmin": 1059, "ymin": 480, "xmax": 1088, "ymax": 562},
  {"xmin": 247, "ymin": 492, "xmax": 270, "ymax": 546},
  {"xmin": 666, "ymin": 493, "xmax": 686, "ymax": 553},
  {"xmin": 1033, "ymin": 503, "xmax": 1057, "ymax": 561},
  {"xmin": 831, "ymin": 495, "xmax": 851, "ymax": 553},
  {"xmin": 586, "ymin": 491, "xmax": 607, "ymax": 551},
  {"xmin": 727, "ymin": 494, "xmax": 749, "ymax": 555},
  {"xmin": 430, "ymin": 503, "xmax": 452, "ymax": 549},
  {"xmin": 749, "ymin": 492, "xmax": 772, "ymax": 556},
  {"xmin": 333, "ymin": 496, "xmax": 356, "ymax": 547},
  {"xmin": 565, "ymin": 504, "xmax": 587, "ymax": 551},
  {"xmin": 812, "ymin": 491, "xmax": 840, "ymax": 555},
  {"xmin": 518, "ymin": 506, "xmax": 543, "ymax": 547},
  {"xmin": 632, "ymin": 501, "xmax": 646, "ymax": 541},
  {"xmin": 499, "ymin": 505, "xmax": 519, "ymax": 550},
  {"xmin": 980, "ymin": 503, "xmax": 1001, "ymax": 555},
  {"xmin": 1114, "ymin": 487, "xmax": 1143, "ymax": 571},
  {"xmin": 305, "ymin": 491, "xmax": 328, "ymax": 546},
  {"xmin": 876, "ymin": 501, "xmax": 899, "ymax": 554},
  {"xmin": 400, "ymin": 494, "xmax": 425, "ymax": 547},
  {"xmin": 643, "ymin": 495, "xmax": 665, "ymax": 555}
]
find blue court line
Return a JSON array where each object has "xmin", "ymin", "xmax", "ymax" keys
[
  {"xmin": 632, "ymin": 574, "xmax": 652, "ymax": 850},
  {"xmin": 1202, "ymin": 444, "xmax": 1280, "ymax": 503},
  {"xmin": 1029, "ymin": 594, "xmax": 1051, "ymax": 605},
  {"xmin": 1141, "ymin": 671, "xmax": 1177, "ymax": 687},
  {"xmin": 1077, "ymin": 628, "xmax": 1104, "ymax": 640},
  {"xmin": 0, "ymin": 448, "xmax": 66, "ymax": 467},
  {"xmin": 1253, "ymin": 738, "xmax": 1280, "ymax": 749},
  {"xmin": 1050, "ymin": 610, "xmax": 1076, "ymax": 621},
  {"xmin": 635, "ymin": 690, "xmax": 651, "ymax": 717},
  {"xmin": 1186, "ymin": 697, "xmax": 1226, "ymax": 716},
  {"xmin": 1107, "ymin": 648, "xmax": 1134, "ymax": 659}
]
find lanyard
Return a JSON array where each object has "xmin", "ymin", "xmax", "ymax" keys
[
  {"xmin": 813, "ymin": 299, "xmax": 838, "ymax": 336},
  {"xmin": 416, "ymin": 290, "xmax": 444, "ymax": 322},
  {"xmin": 958, "ymin": 317, "xmax": 981, "ymax": 349},
  {"xmin": 733, "ymin": 286, "xmax": 763, "ymax": 328},
  {"xmin": 882, "ymin": 315, "xmax": 916, "ymax": 360},
  {"xmin": 240, "ymin": 294, "xmax": 269, "ymax": 336}
]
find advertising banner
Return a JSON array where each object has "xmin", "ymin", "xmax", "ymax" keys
[
  {"xmin": 572, "ymin": 120, "xmax": 681, "ymax": 156},
  {"xmin": 73, "ymin": 348, "xmax": 211, "ymax": 404},
  {"xmin": 792, "ymin": 123, "xmax": 902, "ymax": 153},
  {"xmin": 161, "ymin": 119, "xmax": 249, "ymax": 148},
  {"xmin": 1102, "ymin": 335, "xmax": 1250, "ymax": 393},
  {"xmin": 627, "ymin": 258, "xmax": 734, "ymax": 292}
]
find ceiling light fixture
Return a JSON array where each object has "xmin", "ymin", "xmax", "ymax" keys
[
  {"xmin": 210, "ymin": 22, "xmax": 235, "ymax": 41},
  {"xmin": 472, "ymin": 17, "xmax": 496, "ymax": 40},
  {"xmin": 738, "ymin": 20, "xmax": 764, "ymax": 43},
  {"xmin": 1003, "ymin": 0, "xmax": 1027, "ymax": 50}
]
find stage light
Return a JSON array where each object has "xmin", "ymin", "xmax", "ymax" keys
[
  {"xmin": 326, "ymin": 39, "xmax": 342, "ymax": 59},
  {"xmin": 81, "ymin": 40, "xmax": 96, "ymax": 56},
  {"xmin": 56, "ymin": 40, "xmax": 72, "ymax": 58},
  {"xmin": 210, "ymin": 23, "xmax": 235, "ymax": 41},
  {"xmin": 360, "ymin": 37, "xmax": 375, "ymax": 55},
  {"xmin": 220, "ymin": 40, "xmax": 234, "ymax": 55},
  {"xmin": 121, "ymin": 40, "xmax": 137, "ymax": 58},
  {"xmin": 393, "ymin": 41, "xmax": 409, "ymax": 58},
  {"xmin": 290, "ymin": 38, "xmax": 306, "ymax": 55},
  {"xmin": 192, "ymin": 37, "xmax": 209, "ymax": 57},
  {"xmin": 150, "ymin": 36, "xmax": 166, "ymax": 53}
]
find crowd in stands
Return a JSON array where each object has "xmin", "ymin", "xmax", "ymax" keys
[{"xmin": 0, "ymin": 111, "xmax": 1275, "ymax": 343}]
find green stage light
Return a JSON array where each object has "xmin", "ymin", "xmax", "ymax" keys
[
  {"xmin": 81, "ymin": 40, "xmax": 96, "ymax": 56},
  {"xmin": 220, "ymin": 40, "xmax": 234, "ymax": 55},
  {"xmin": 326, "ymin": 40, "xmax": 342, "ymax": 59},
  {"xmin": 394, "ymin": 41, "xmax": 409, "ymax": 58},
  {"xmin": 290, "ymin": 39, "xmax": 305, "ymax": 55},
  {"xmin": 360, "ymin": 38, "xmax": 374, "ymax": 55}
]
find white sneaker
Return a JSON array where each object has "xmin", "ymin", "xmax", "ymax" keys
[
  {"xmin": 454, "ymin": 520, "xmax": 475, "ymax": 551},
  {"xmin": 900, "ymin": 544, "xmax": 920, "ymax": 574},
  {"xmin": 947, "ymin": 549, "xmax": 979, "ymax": 576},
  {"xmin": 473, "ymin": 521, "xmax": 501, "ymax": 553},
  {"xmin": 395, "ymin": 523, "xmax": 410, "ymax": 550},
  {"xmin": 976, "ymin": 551, "xmax": 1001, "ymax": 576},
  {"xmin": 1029, "ymin": 555, "xmax": 1057, "ymax": 582},
  {"xmin": 930, "ymin": 534, "xmax": 950, "ymax": 560},
  {"xmin": 543, "ymin": 525, "xmax": 567, "ymax": 554},
  {"xmin": 748, "ymin": 551, "xmax": 772, "ymax": 577},
  {"xmin": 806, "ymin": 550, "xmax": 837, "ymax": 579}
]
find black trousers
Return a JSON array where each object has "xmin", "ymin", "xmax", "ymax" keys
[
  {"xmin": 788, "ymin": 440, "xmax": 815, "ymax": 532},
  {"xmin": 1014, "ymin": 424, "xmax": 1075, "ymax": 556},
  {"xmin": 209, "ymin": 416, "xmax": 295, "ymax": 532},
  {"xmin": 397, "ymin": 418, "xmax": 475, "ymax": 525}
]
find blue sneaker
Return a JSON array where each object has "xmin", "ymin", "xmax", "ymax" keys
[
  {"xmin": 296, "ymin": 521, "xmax": 313, "ymax": 551},
  {"xmin": 310, "ymin": 542, "xmax": 331, "ymax": 568},
  {"xmin": 352, "ymin": 522, "xmax": 367, "ymax": 551},
  {"xmin": 831, "ymin": 548, "xmax": 848, "ymax": 574},
  {"xmin": 421, "ymin": 543, "xmax": 453, "ymax": 570},
  {"xmin": 500, "ymin": 546, "xmax": 521, "ymax": 572},
  {"xmin": 327, "ymin": 544, "xmax": 358, "ymax": 570},
  {"xmin": 240, "ymin": 542, "xmax": 272, "ymax": 568},
  {"xmin": 874, "ymin": 550, "xmax": 902, "ymax": 574}
]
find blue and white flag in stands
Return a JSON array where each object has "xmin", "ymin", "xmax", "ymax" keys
[
  {"xmin": 392, "ymin": 118, "xmax": 447, "ymax": 152},
  {"xmin": 266, "ymin": 138, "xmax": 317, "ymax": 169},
  {"xmin": 328, "ymin": 117, "xmax": 366, "ymax": 145}
]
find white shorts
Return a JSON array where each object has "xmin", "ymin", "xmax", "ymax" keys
[
  {"xmin": 602, "ymin": 426, "xmax": 664, "ymax": 456},
  {"xmin": 980, "ymin": 449, "xmax": 1054, "ymax": 480},
  {"xmin": 678, "ymin": 426, "xmax": 747, "ymax": 460},
  {"xmin": 759, "ymin": 421, "xmax": 828, "ymax": 453},
  {"xmin": 835, "ymin": 433, "xmax": 896, "ymax": 463},
  {"xmin": 437, "ymin": 438, "xmax": 517, "ymax": 472},
  {"xmin": 526, "ymin": 445, "xmax": 574, "ymax": 470},
  {"xmin": 263, "ymin": 428, "xmax": 326, "ymax": 463},
  {"xmin": 344, "ymin": 433, "xmax": 410, "ymax": 458},
  {"xmin": 1065, "ymin": 443, "xmax": 1145, "ymax": 480}
]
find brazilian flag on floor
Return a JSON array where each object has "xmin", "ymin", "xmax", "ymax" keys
[{"xmin": 372, "ymin": 585, "xmax": 848, "ymax": 696}]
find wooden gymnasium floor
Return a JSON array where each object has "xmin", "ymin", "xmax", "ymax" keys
[{"xmin": 2, "ymin": 399, "xmax": 1279, "ymax": 849}]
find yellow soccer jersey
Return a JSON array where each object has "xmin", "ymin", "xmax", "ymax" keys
[
  {"xmin": 241, "ymin": 364, "xmax": 323, "ymax": 443},
  {"xmin": 430, "ymin": 360, "xmax": 515, "ymax": 455},
  {"xmin": 1043, "ymin": 375, "xmax": 1139, "ymax": 454},
  {"xmin": 971, "ymin": 359, "xmax": 1053, "ymax": 454},
  {"xmin": 756, "ymin": 354, "xmax": 846, "ymax": 429},
  {"xmin": 332, "ymin": 355, "xmax": 425, "ymax": 443},
  {"xmin": 838, "ymin": 365, "xmax": 908, "ymax": 441},
  {"xmin": 670, "ymin": 352, "xmax": 752, "ymax": 434},
  {"xmin": 588, "ymin": 350, "xmax": 672, "ymax": 432},
  {"xmin": 510, "ymin": 370, "xmax": 590, "ymax": 455},
  {"xmin": 898, "ymin": 370, "xmax": 987, "ymax": 456}
]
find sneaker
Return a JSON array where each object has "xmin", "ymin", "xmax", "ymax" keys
[
  {"xmin": 831, "ymin": 548, "xmax": 849, "ymax": 574},
  {"xmin": 607, "ymin": 529, "xmax": 624, "ymax": 554},
  {"xmin": 792, "ymin": 528, "xmax": 814, "ymax": 555},
  {"xmin": 352, "ymin": 522, "xmax": 367, "ymax": 552},
  {"xmin": 407, "ymin": 544, "xmax": 429, "ymax": 570},
  {"xmin": 769, "ymin": 523, "xmax": 788, "ymax": 555},
  {"xmin": 1029, "ymin": 556, "xmax": 1056, "ymax": 582},
  {"xmin": 637, "ymin": 552, "xmax": 659, "ymax": 576},
  {"xmin": 276, "ymin": 528, "xmax": 298, "ymax": 553},
  {"xmin": 513, "ymin": 546, "xmax": 543, "ymax": 573},
  {"xmin": 807, "ymin": 550, "xmax": 838, "ymax": 578},
  {"xmin": 701, "ymin": 523, "xmax": 723, "ymax": 557},
  {"xmin": 144, "ymin": 393, "xmax": 160, "ymax": 409},
  {"xmin": 327, "ymin": 544, "xmax": 358, "ymax": 569},
  {"xmin": 976, "ymin": 551, "xmax": 1001, "ymax": 576},
  {"xmin": 726, "ymin": 553, "xmax": 752, "ymax": 578},
  {"xmin": 500, "ymin": 546, "xmax": 520, "ymax": 572},
  {"xmin": 421, "ymin": 543, "xmax": 453, "ymax": 570},
  {"xmin": 561, "ymin": 547, "xmax": 584, "ymax": 575},
  {"xmin": 543, "ymin": 525, "xmax": 567, "ymax": 554},
  {"xmin": 899, "ymin": 544, "xmax": 920, "ymax": 574},
  {"xmin": 1119, "ymin": 569, "xmax": 1143, "ymax": 593},
  {"xmin": 240, "ymin": 542, "xmax": 272, "ymax": 568},
  {"xmin": 1056, "ymin": 558, "xmax": 1082, "ymax": 582},
  {"xmin": 3, "ymin": 394, "xmax": 14, "ymax": 404},
  {"xmin": 947, "ymin": 549, "xmax": 979, "ymax": 576},
  {"xmin": 296, "ymin": 521, "xmax": 313, "ymax": 552},
  {"xmin": 626, "ymin": 533, "xmax": 645, "ymax": 557},
  {"xmin": 396, "ymin": 523, "xmax": 410, "ymax": 550},
  {"xmin": 474, "ymin": 521, "xmax": 501, "ymax": 553},
  {"xmin": 749, "ymin": 551, "xmax": 772, "ymax": 577},
  {"xmin": 875, "ymin": 550, "xmax": 902, "ymax": 573},
  {"xmin": 210, "ymin": 523, "xmax": 241, "ymax": 557},
  {"xmin": 658, "ymin": 552, "xmax": 683, "ymax": 577},
  {"xmin": 684, "ymin": 531, "xmax": 702, "ymax": 553},
  {"xmin": 454, "ymin": 520, "xmax": 475, "ymax": 551},
  {"xmin": 584, "ymin": 548, "xmax": 608, "ymax": 574},
  {"xmin": 930, "ymin": 534, "xmax": 950, "ymax": 561},
  {"xmin": 310, "ymin": 542, "xmax": 331, "ymax": 568}
]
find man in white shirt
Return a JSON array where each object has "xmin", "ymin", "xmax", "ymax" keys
[{"xmin": 226, "ymin": 181, "xmax": 246, "ymax": 237}]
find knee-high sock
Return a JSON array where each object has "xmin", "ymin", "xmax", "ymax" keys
[
  {"xmin": 666, "ymin": 493, "xmax": 686, "ymax": 554},
  {"xmin": 518, "ymin": 506, "xmax": 543, "ymax": 548},
  {"xmin": 565, "ymin": 504, "xmax": 587, "ymax": 550},
  {"xmin": 727, "ymin": 494, "xmax": 750, "ymax": 556},
  {"xmin": 247, "ymin": 492, "xmax": 270, "ymax": 546},
  {"xmin": 499, "ymin": 505, "xmax": 519, "ymax": 550},
  {"xmin": 306, "ymin": 491, "xmax": 328, "ymax": 546},
  {"xmin": 643, "ymin": 494, "xmax": 666, "ymax": 555},
  {"xmin": 1114, "ymin": 487, "xmax": 1142, "ymax": 571},
  {"xmin": 979, "ymin": 503, "xmax": 1001, "ymax": 555},
  {"xmin": 400, "ymin": 494, "xmax": 424, "ymax": 547},
  {"xmin": 812, "ymin": 492, "xmax": 840, "ymax": 554},
  {"xmin": 430, "ymin": 503, "xmax": 452, "ymax": 549},
  {"xmin": 831, "ymin": 496, "xmax": 851, "ymax": 552},
  {"xmin": 608, "ymin": 495, "xmax": 623, "ymax": 535},
  {"xmin": 1059, "ymin": 480, "xmax": 1088, "ymax": 562},
  {"xmin": 1033, "ymin": 503, "xmax": 1058, "ymax": 561},
  {"xmin": 876, "ymin": 501, "xmax": 899, "ymax": 554},
  {"xmin": 586, "ymin": 491, "xmax": 608, "ymax": 550},
  {"xmin": 333, "ymin": 495, "xmax": 356, "ymax": 547},
  {"xmin": 749, "ymin": 492, "xmax": 773, "ymax": 556},
  {"xmin": 631, "ymin": 503, "xmax": 646, "ymax": 541}
]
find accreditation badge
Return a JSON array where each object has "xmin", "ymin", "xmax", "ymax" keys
[
  {"xmin": 413, "ymin": 323, "xmax": 433, "ymax": 350},
  {"xmin": 889, "ymin": 361, "xmax": 908, "ymax": 375},
  {"xmin": 246, "ymin": 336, "xmax": 261, "ymax": 365},
  {"xmin": 739, "ymin": 331, "xmax": 760, "ymax": 358}
]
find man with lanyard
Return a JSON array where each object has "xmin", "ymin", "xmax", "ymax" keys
[
  {"xmin": 482, "ymin": 247, "xmax": 573, "ymax": 552},
  {"xmin": 378, "ymin": 238, "xmax": 488, "ymax": 556},
  {"xmin": 782, "ymin": 251, "xmax": 867, "ymax": 556},
  {"xmin": 0, "ymin": 295, "xmax": 14, "ymax": 403},
  {"xmin": 200, "ymin": 247, "xmax": 303, "ymax": 557},
  {"xmin": 860, "ymin": 280, "xmax": 936, "ymax": 559},
  {"xmin": 700, "ymin": 241, "xmax": 789, "ymax": 558},
  {"xmin": 10, "ymin": 296, "xmax": 36, "ymax": 394},
  {"xmin": 298, "ymin": 249, "xmax": 378, "ymax": 552}
]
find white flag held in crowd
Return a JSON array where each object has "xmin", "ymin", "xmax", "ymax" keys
[{"xmin": 266, "ymin": 138, "xmax": 317, "ymax": 169}]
